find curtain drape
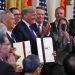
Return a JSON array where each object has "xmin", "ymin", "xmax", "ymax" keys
[{"xmin": 6, "ymin": 0, "xmax": 26, "ymax": 10}]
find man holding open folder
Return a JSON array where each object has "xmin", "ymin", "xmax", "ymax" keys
[{"xmin": 13, "ymin": 6, "xmax": 38, "ymax": 55}]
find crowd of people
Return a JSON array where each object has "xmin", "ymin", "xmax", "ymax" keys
[{"xmin": 0, "ymin": 6, "xmax": 75, "ymax": 75}]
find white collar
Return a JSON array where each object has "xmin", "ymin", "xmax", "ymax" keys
[
  {"xmin": 55, "ymin": 20, "xmax": 58, "ymax": 25},
  {"xmin": 55, "ymin": 20, "xmax": 58, "ymax": 28},
  {"xmin": 36, "ymin": 22, "xmax": 43, "ymax": 27},
  {"xmin": 0, "ymin": 57, "xmax": 3, "ymax": 61},
  {"xmin": 7, "ymin": 31, "xmax": 12, "ymax": 38}
]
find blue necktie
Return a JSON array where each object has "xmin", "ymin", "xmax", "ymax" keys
[{"xmin": 29, "ymin": 26, "xmax": 36, "ymax": 39}]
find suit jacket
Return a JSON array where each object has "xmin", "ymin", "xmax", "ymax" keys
[
  {"xmin": 12, "ymin": 20, "xmax": 38, "ymax": 55},
  {"xmin": 69, "ymin": 19, "xmax": 75, "ymax": 36},
  {"xmin": 31, "ymin": 21, "xmax": 50, "ymax": 37},
  {"xmin": 7, "ymin": 33, "xmax": 16, "ymax": 43},
  {"xmin": 0, "ymin": 59, "xmax": 17, "ymax": 75},
  {"xmin": 6, "ymin": 33, "xmax": 16, "ymax": 47},
  {"xmin": 51, "ymin": 21, "xmax": 58, "ymax": 32},
  {"xmin": 41, "ymin": 62, "xmax": 65, "ymax": 75},
  {"xmin": 30, "ymin": 23, "xmax": 41, "ymax": 37}
]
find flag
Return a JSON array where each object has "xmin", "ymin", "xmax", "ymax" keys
[
  {"xmin": 39, "ymin": 0, "xmax": 48, "ymax": 21},
  {"xmin": 60, "ymin": 0, "xmax": 66, "ymax": 17},
  {"xmin": 0, "ymin": 0, "xmax": 5, "ymax": 10},
  {"xmin": 73, "ymin": 1, "xmax": 75, "ymax": 19},
  {"xmin": 23, "ymin": 0, "xmax": 32, "ymax": 7}
]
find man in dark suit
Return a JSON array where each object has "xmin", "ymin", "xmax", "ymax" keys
[
  {"xmin": 68, "ymin": 19, "xmax": 75, "ymax": 36},
  {"xmin": 0, "ymin": 11, "xmax": 23, "ymax": 74},
  {"xmin": 13, "ymin": 6, "xmax": 38, "ymax": 55},
  {"xmin": 51, "ymin": 7, "xmax": 65, "ymax": 32},
  {"xmin": 0, "ymin": 11, "xmax": 16, "ymax": 45},
  {"xmin": 31, "ymin": 7, "xmax": 51, "ymax": 37},
  {"xmin": 0, "ymin": 33, "xmax": 17, "ymax": 75},
  {"xmin": 0, "ymin": 60, "xmax": 17, "ymax": 75}
]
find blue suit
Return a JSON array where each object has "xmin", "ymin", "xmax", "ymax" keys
[{"xmin": 12, "ymin": 20, "xmax": 38, "ymax": 55}]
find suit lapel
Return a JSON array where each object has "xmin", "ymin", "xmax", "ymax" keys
[
  {"xmin": 6, "ymin": 33, "xmax": 15, "ymax": 43},
  {"xmin": 21, "ymin": 21, "xmax": 36, "ymax": 40}
]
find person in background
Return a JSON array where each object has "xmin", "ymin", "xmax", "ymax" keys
[
  {"xmin": 22, "ymin": 54, "xmax": 42, "ymax": 75},
  {"xmin": 51, "ymin": 7, "xmax": 65, "ymax": 32},
  {"xmin": 2, "ymin": 11, "xmax": 16, "ymax": 44},
  {"xmin": 9, "ymin": 7, "xmax": 21, "ymax": 25},
  {"xmin": 63, "ymin": 53, "xmax": 75, "ymax": 75},
  {"xmin": 71, "ymin": 34, "xmax": 75, "ymax": 53},
  {"xmin": 52, "ymin": 18, "xmax": 72, "ymax": 65},
  {"xmin": 0, "ymin": 11, "xmax": 23, "ymax": 74},
  {"xmin": 0, "ymin": 11, "xmax": 16, "ymax": 45},
  {"xmin": 31, "ymin": 7, "xmax": 50, "ymax": 37},
  {"xmin": 0, "ymin": 33, "xmax": 17, "ymax": 75},
  {"xmin": 68, "ymin": 19, "xmax": 75, "ymax": 36}
]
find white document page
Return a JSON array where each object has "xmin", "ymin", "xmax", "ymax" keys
[
  {"xmin": 43, "ymin": 37, "xmax": 55, "ymax": 62},
  {"xmin": 13, "ymin": 42, "xmax": 24, "ymax": 67},
  {"xmin": 23, "ymin": 41, "xmax": 31, "ymax": 57},
  {"xmin": 36, "ymin": 38, "xmax": 44, "ymax": 63}
]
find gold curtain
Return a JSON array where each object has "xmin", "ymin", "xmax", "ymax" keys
[{"xmin": 6, "ymin": 0, "xmax": 25, "ymax": 10}]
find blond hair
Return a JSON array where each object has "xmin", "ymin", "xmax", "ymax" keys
[{"xmin": 21, "ymin": 6, "xmax": 36, "ymax": 18}]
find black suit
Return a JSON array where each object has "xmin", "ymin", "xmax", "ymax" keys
[
  {"xmin": 41, "ymin": 62, "xmax": 65, "ymax": 75},
  {"xmin": 12, "ymin": 20, "xmax": 38, "ymax": 55},
  {"xmin": 7, "ymin": 33, "xmax": 16, "ymax": 43},
  {"xmin": 0, "ymin": 59, "xmax": 17, "ymax": 75},
  {"xmin": 6, "ymin": 33, "xmax": 16, "ymax": 47},
  {"xmin": 69, "ymin": 19, "xmax": 75, "ymax": 36},
  {"xmin": 51, "ymin": 22, "xmax": 58, "ymax": 32}
]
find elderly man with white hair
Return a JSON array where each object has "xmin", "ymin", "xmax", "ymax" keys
[{"xmin": 0, "ymin": 23, "xmax": 7, "ymax": 34}]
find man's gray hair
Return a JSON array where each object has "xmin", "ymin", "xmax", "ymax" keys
[
  {"xmin": 21, "ymin": 6, "xmax": 36, "ymax": 18},
  {"xmin": 0, "ymin": 33, "xmax": 7, "ymax": 44},
  {"xmin": 0, "ymin": 11, "xmax": 6, "ymax": 23},
  {"xmin": 23, "ymin": 54, "xmax": 40, "ymax": 73},
  {"xmin": 0, "ymin": 23, "xmax": 7, "ymax": 34}
]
